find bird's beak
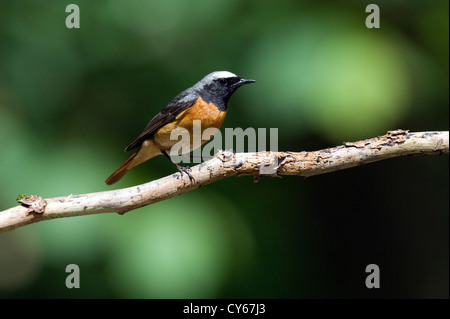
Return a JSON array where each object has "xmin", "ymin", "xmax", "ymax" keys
[{"xmin": 234, "ymin": 78, "xmax": 256, "ymax": 87}]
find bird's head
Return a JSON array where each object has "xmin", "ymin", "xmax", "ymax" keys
[{"xmin": 195, "ymin": 71, "xmax": 255, "ymax": 109}]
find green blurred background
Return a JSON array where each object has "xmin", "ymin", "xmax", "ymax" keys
[{"xmin": 0, "ymin": 0, "xmax": 448, "ymax": 298}]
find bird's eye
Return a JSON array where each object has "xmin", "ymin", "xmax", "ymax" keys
[{"xmin": 218, "ymin": 78, "xmax": 227, "ymax": 86}]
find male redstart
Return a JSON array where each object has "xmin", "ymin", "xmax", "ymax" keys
[{"xmin": 105, "ymin": 71, "xmax": 255, "ymax": 185}]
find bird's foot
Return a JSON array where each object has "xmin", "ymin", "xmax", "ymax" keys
[{"xmin": 178, "ymin": 165, "xmax": 195, "ymax": 183}]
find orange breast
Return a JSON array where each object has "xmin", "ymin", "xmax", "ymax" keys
[{"xmin": 153, "ymin": 96, "xmax": 227, "ymax": 151}]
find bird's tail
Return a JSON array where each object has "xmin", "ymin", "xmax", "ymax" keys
[
  {"xmin": 105, "ymin": 152, "xmax": 138, "ymax": 185},
  {"xmin": 105, "ymin": 140, "xmax": 162, "ymax": 185}
]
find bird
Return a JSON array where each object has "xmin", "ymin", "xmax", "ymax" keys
[{"xmin": 105, "ymin": 71, "xmax": 255, "ymax": 185}]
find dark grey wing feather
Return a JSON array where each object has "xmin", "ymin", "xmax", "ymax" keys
[{"xmin": 124, "ymin": 89, "xmax": 198, "ymax": 152}]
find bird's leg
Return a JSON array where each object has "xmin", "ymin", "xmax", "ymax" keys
[{"xmin": 161, "ymin": 150, "xmax": 195, "ymax": 183}]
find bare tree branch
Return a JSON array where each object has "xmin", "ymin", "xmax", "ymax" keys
[{"xmin": 1, "ymin": 130, "xmax": 448, "ymax": 233}]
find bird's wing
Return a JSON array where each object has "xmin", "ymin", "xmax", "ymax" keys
[{"xmin": 124, "ymin": 89, "xmax": 199, "ymax": 152}]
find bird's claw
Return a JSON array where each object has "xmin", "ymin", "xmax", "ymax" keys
[{"xmin": 179, "ymin": 166, "xmax": 195, "ymax": 183}]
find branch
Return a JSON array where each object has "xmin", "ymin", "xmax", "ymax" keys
[{"xmin": 1, "ymin": 130, "xmax": 448, "ymax": 233}]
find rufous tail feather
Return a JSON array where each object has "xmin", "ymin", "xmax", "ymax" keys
[{"xmin": 105, "ymin": 152, "xmax": 138, "ymax": 185}]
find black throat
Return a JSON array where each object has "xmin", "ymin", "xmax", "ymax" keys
[{"xmin": 198, "ymin": 89, "xmax": 236, "ymax": 111}]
